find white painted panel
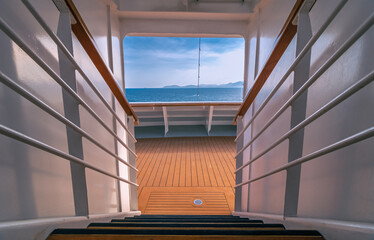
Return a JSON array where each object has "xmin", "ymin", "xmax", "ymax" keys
[
  {"xmin": 0, "ymin": 0, "xmax": 74, "ymax": 221},
  {"xmin": 110, "ymin": 6, "xmax": 124, "ymax": 88},
  {"xmin": 242, "ymin": 10, "xmax": 296, "ymax": 214},
  {"xmin": 71, "ymin": 0, "xmax": 124, "ymax": 214},
  {"xmin": 248, "ymin": 171, "xmax": 287, "ymax": 215},
  {"xmin": 73, "ymin": 0, "xmax": 109, "ymax": 65},
  {"xmin": 256, "ymin": 0, "xmax": 295, "ymax": 73},
  {"xmin": 298, "ymin": 0, "xmax": 374, "ymax": 223}
]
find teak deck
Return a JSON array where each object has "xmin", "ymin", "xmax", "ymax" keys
[{"xmin": 136, "ymin": 137, "xmax": 236, "ymax": 215}]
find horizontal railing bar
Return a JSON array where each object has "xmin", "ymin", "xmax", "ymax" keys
[
  {"xmin": 235, "ymin": 70, "xmax": 374, "ymax": 173},
  {"xmin": 0, "ymin": 124, "xmax": 139, "ymax": 187},
  {"xmin": 235, "ymin": 126, "xmax": 374, "ymax": 188},
  {"xmin": 0, "ymin": 17, "xmax": 137, "ymax": 158},
  {"xmin": 235, "ymin": 0, "xmax": 348, "ymax": 142},
  {"xmin": 21, "ymin": 0, "xmax": 136, "ymax": 143},
  {"xmin": 235, "ymin": 12, "xmax": 374, "ymax": 157},
  {"xmin": 0, "ymin": 71, "xmax": 138, "ymax": 172},
  {"xmin": 131, "ymin": 102, "xmax": 242, "ymax": 107}
]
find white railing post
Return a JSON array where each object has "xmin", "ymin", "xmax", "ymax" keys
[
  {"xmin": 128, "ymin": 116, "xmax": 138, "ymax": 211},
  {"xmin": 235, "ymin": 116, "xmax": 244, "ymax": 212},
  {"xmin": 162, "ymin": 106, "xmax": 169, "ymax": 136},
  {"xmin": 206, "ymin": 106, "xmax": 214, "ymax": 135}
]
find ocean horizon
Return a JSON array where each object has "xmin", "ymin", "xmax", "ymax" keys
[{"xmin": 125, "ymin": 88, "xmax": 243, "ymax": 102}]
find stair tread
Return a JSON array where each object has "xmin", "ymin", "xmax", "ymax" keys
[
  {"xmin": 50, "ymin": 229, "xmax": 322, "ymax": 236},
  {"xmin": 134, "ymin": 215, "xmax": 240, "ymax": 218},
  {"xmin": 113, "ymin": 218, "xmax": 259, "ymax": 223},
  {"xmin": 46, "ymin": 215, "xmax": 324, "ymax": 240},
  {"xmin": 89, "ymin": 223, "xmax": 284, "ymax": 228}
]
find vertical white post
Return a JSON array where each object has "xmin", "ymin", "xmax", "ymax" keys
[
  {"xmin": 243, "ymin": 36, "xmax": 250, "ymax": 97},
  {"xmin": 235, "ymin": 116, "xmax": 244, "ymax": 212},
  {"xmin": 206, "ymin": 106, "xmax": 214, "ymax": 135},
  {"xmin": 106, "ymin": 4, "xmax": 123, "ymax": 212},
  {"xmin": 128, "ymin": 116, "xmax": 138, "ymax": 211},
  {"xmin": 162, "ymin": 106, "xmax": 169, "ymax": 136}
]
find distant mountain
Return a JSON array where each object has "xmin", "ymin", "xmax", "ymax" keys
[{"xmin": 163, "ymin": 81, "xmax": 243, "ymax": 88}]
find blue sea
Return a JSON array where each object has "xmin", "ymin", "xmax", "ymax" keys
[{"xmin": 125, "ymin": 88, "xmax": 243, "ymax": 102}]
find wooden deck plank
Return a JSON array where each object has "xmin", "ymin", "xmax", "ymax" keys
[
  {"xmin": 165, "ymin": 138, "xmax": 177, "ymax": 186},
  {"xmin": 145, "ymin": 139, "xmax": 164, "ymax": 187},
  {"xmin": 202, "ymin": 139, "xmax": 218, "ymax": 187},
  {"xmin": 214, "ymin": 138, "xmax": 233, "ymax": 187},
  {"xmin": 173, "ymin": 140, "xmax": 182, "ymax": 186},
  {"xmin": 136, "ymin": 137, "xmax": 236, "ymax": 214},
  {"xmin": 138, "ymin": 138, "xmax": 161, "ymax": 186},
  {"xmin": 208, "ymin": 138, "xmax": 230, "ymax": 187},
  {"xmin": 193, "ymin": 139, "xmax": 203, "ymax": 187},
  {"xmin": 198, "ymin": 139, "xmax": 211, "ymax": 187},
  {"xmin": 185, "ymin": 139, "xmax": 192, "ymax": 187},
  {"xmin": 153, "ymin": 138, "xmax": 168, "ymax": 187},
  {"xmin": 216, "ymin": 138, "xmax": 235, "ymax": 180},
  {"xmin": 179, "ymin": 138, "xmax": 186, "ymax": 187},
  {"xmin": 138, "ymin": 139, "xmax": 157, "ymax": 174},
  {"xmin": 159, "ymin": 138, "xmax": 172, "ymax": 187}
]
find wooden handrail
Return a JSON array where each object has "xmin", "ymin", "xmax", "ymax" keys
[
  {"xmin": 64, "ymin": 0, "xmax": 139, "ymax": 124},
  {"xmin": 234, "ymin": 0, "xmax": 305, "ymax": 123},
  {"xmin": 131, "ymin": 102, "xmax": 242, "ymax": 107}
]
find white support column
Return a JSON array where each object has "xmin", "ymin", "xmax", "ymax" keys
[
  {"xmin": 243, "ymin": 36, "xmax": 250, "ymax": 97},
  {"xmin": 162, "ymin": 106, "xmax": 169, "ymax": 136},
  {"xmin": 106, "ymin": 4, "xmax": 123, "ymax": 212},
  {"xmin": 206, "ymin": 106, "xmax": 214, "ymax": 135},
  {"xmin": 235, "ymin": 116, "xmax": 244, "ymax": 212},
  {"xmin": 127, "ymin": 116, "xmax": 138, "ymax": 211}
]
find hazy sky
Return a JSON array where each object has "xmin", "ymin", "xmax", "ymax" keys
[{"xmin": 123, "ymin": 37, "xmax": 245, "ymax": 88}]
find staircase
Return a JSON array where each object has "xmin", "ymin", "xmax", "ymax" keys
[{"xmin": 47, "ymin": 215, "xmax": 325, "ymax": 239}]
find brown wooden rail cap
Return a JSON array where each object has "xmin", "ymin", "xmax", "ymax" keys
[
  {"xmin": 234, "ymin": 0, "xmax": 306, "ymax": 124},
  {"xmin": 64, "ymin": 0, "xmax": 139, "ymax": 125}
]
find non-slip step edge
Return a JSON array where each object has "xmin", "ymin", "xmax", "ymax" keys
[
  {"xmin": 113, "ymin": 219, "xmax": 260, "ymax": 223},
  {"xmin": 133, "ymin": 215, "xmax": 241, "ymax": 218},
  {"xmin": 50, "ymin": 229, "xmax": 323, "ymax": 236},
  {"xmin": 88, "ymin": 223, "xmax": 285, "ymax": 229}
]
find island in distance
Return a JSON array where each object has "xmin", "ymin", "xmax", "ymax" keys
[{"xmin": 163, "ymin": 81, "xmax": 242, "ymax": 89}]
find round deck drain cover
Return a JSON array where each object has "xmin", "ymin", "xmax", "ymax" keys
[{"xmin": 193, "ymin": 199, "xmax": 203, "ymax": 205}]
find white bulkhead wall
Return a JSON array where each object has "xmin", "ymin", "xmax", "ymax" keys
[
  {"xmin": 240, "ymin": 0, "xmax": 374, "ymax": 229},
  {"xmin": 0, "ymin": 0, "xmax": 75, "ymax": 221},
  {"xmin": 73, "ymin": 0, "xmax": 130, "ymax": 215},
  {"xmin": 0, "ymin": 0, "xmax": 130, "ymax": 221}
]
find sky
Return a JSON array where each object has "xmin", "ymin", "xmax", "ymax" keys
[{"xmin": 123, "ymin": 37, "xmax": 245, "ymax": 88}]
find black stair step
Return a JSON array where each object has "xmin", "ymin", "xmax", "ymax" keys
[
  {"xmin": 111, "ymin": 219, "xmax": 264, "ymax": 226},
  {"xmin": 88, "ymin": 222, "xmax": 285, "ymax": 230},
  {"xmin": 48, "ymin": 229, "xmax": 324, "ymax": 240},
  {"xmin": 133, "ymin": 215, "xmax": 241, "ymax": 219},
  {"xmin": 113, "ymin": 218, "xmax": 260, "ymax": 223}
]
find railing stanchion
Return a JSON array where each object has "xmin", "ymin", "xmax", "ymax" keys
[
  {"xmin": 235, "ymin": 116, "xmax": 244, "ymax": 212},
  {"xmin": 128, "ymin": 116, "xmax": 138, "ymax": 211}
]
